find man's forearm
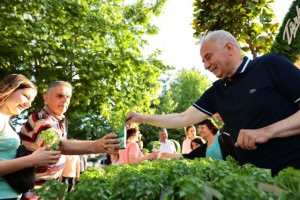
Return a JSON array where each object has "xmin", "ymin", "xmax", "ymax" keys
[
  {"xmin": 142, "ymin": 113, "xmax": 185, "ymax": 128},
  {"xmin": 142, "ymin": 107, "xmax": 208, "ymax": 128},
  {"xmin": 264, "ymin": 110, "xmax": 300, "ymax": 139},
  {"xmin": 60, "ymin": 140, "xmax": 96, "ymax": 155}
]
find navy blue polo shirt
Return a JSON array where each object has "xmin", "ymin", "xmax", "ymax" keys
[{"xmin": 193, "ymin": 52, "xmax": 300, "ymax": 174}]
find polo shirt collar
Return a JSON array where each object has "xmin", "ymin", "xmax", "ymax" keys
[
  {"xmin": 235, "ymin": 56, "xmax": 251, "ymax": 74},
  {"xmin": 234, "ymin": 56, "xmax": 251, "ymax": 75},
  {"xmin": 43, "ymin": 105, "xmax": 65, "ymax": 121},
  {"xmin": 220, "ymin": 56, "xmax": 251, "ymax": 85},
  {"xmin": 225, "ymin": 56, "xmax": 251, "ymax": 83}
]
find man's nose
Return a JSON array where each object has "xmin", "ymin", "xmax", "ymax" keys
[{"xmin": 204, "ymin": 62, "xmax": 210, "ymax": 70}]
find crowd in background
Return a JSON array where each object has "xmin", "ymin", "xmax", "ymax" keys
[{"xmin": 103, "ymin": 112, "xmax": 236, "ymax": 166}]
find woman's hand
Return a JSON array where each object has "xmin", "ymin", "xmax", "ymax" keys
[{"xmin": 30, "ymin": 146, "xmax": 61, "ymax": 168}]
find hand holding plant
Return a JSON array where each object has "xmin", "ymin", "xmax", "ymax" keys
[{"xmin": 40, "ymin": 129, "xmax": 61, "ymax": 151}]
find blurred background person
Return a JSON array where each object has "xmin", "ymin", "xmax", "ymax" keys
[
  {"xmin": 137, "ymin": 140, "xmax": 143, "ymax": 151},
  {"xmin": 61, "ymin": 155, "xmax": 80, "ymax": 192},
  {"xmin": 190, "ymin": 137, "xmax": 205, "ymax": 150},
  {"xmin": 79, "ymin": 154, "xmax": 88, "ymax": 175},
  {"xmin": 119, "ymin": 127, "xmax": 158, "ymax": 164},
  {"xmin": 214, "ymin": 112, "xmax": 227, "ymax": 133},
  {"xmin": 197, "ymin": 119, "xmax": 238, "ymax": 160},
  {"xmin": 110, "ymin": 153, "xmax": 120, "ymax": 166},
  {"xmin": 161, "ymin": 119, "xmax": 237, "ymax": 161},
  {"xmin": 161, "ymin": 137, "xmax": 205, "ymax": 159},
  {"xmin": 181, "ymin": 125, "xmax": 196, "ymax": 154},
  {"xmin": 159, "ymin": 128, "xmax": 176, "ymax": 154}
]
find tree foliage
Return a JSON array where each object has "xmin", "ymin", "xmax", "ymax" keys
[
  {"xmin": 140, "ymin": 68, "xmax": 212, "ymax": 147},
  {"xmin": 271, "ymin": 0, "xmax": 300, "ymax": 63},
  {"xmin": 192, "ymin": 0, "xmax": 279, "ymax": 58},
  {"xmin": 0, "ymin": 0, "xmax": 170, "ymax": 139},
  {"xmin": 167, "ymin": 68, "xmax": 211, "ymax": 113}
]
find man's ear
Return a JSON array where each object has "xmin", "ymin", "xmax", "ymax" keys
[
  {"xmin": 224, "ymin": 42, "xmax": 234, "ymax": 56},
  {"xmin": 43, "ymin": 93, "xmax": 48, "ymax": 103}
]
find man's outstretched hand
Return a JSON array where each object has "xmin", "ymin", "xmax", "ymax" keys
[
  {"xmin": 126, "ymin": 111, "xmax": 144, "ymax": 126},
  {"xmin": 95, "ymin": 133, "xmax": 120, "ymax": 154}
]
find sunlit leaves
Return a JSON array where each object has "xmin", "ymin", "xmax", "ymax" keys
[
  {"xmin": 0, "ymin": 0, "xmax": 170, "ymax": 139},
  {"xmin": 140, "ymin": 68, "xmax": 211, "ymax": 146},
  {"xmin": 164, "ymin": 68, "xmax": 211, "ymax": 113},
  {"xmin": 192, "ymin": 0, "xmax": 279, "ymax": 58}
]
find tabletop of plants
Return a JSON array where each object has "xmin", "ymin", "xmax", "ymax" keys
[{"xmin": 37, "ymin": 157, "xmax": 300, "ymax": 200}]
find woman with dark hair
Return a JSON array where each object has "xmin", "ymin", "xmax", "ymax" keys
[
  {"xmin": 197, "ymin": 119, "xmax": 220, "ymax": 159},
  {"xmin": 190, "ymin": 118, "xmax": 238, "ymax": 160},
  {"xmin": 119, "ymin": 127, "xmax": 158, "ymax": 164},
  {"xmin": 161, "ymin": 118, "xmax": 238, "ymax": 161},
  {"xmin": 190, "ymin": 137, "xmax": 205, "ymax": 150},
  {"xmin": 0, "ymin": 74, "xmax": 61, "ymax": 199}
]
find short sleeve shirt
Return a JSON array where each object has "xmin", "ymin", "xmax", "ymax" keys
[
  {"xmin": 193, "ymin": 53, "xmax": 300, "ymax": 173},
  {"xmin": 160, "ymin": 140, "xmax": 176, "ymax": 154},
  {"xmin": 20, "ymin": 106, "xmax": 67, "ymax": 189}
]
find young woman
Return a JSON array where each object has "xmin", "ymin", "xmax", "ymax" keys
[
  {"xmin": 190, "ymin": 137, "xmax": 205, "ymax": 150},
  {"xmin": 118, "ymin": 127, "xmax": 158, "ymax": 164},
  {"xmin": 181, "ymin": 125, "xmax": 196, "ymax": 154},
  {"xmin": 0, "ymin": 74, "xmax": 61, "ymax": 200}
]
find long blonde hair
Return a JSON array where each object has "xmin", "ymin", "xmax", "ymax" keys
[{"xmin": 0, "ymin": 74, "xmax": 37, "ymax": 107}]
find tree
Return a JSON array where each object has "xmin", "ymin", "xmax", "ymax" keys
[
  {"xmin": 140, "ymin": 68, "xmax": 212, "ymax": 147},
  {"xmin": 0, "ymin": 0, "xmax": 170, "ymax": 139},
  {"xmin": 168, "ymin": 68, "xmax": 211, "ymax": 113},
  {"xmin": 192, "ymin": 0, "xmax": 279, "ymax": 58},
  {"xmin": 271, "ymin": 0, "xmax": 300, "ymax": 63}
]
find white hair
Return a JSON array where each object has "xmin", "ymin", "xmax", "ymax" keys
[
  {"xmin": 200, "ymin": 30, "xmax": 240, "ymax": 50},
  {"xmin": 47, "ymin": 81, "xmax": 72, "ymax": 95}
]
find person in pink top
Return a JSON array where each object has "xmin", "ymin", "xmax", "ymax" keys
[
  {"xmin": 182, "ymin": 125, "xmax": 197, "ymax": 154},
  {"xmin": 119, "ymin": 127, "xmax": 158, "ymax": 164}
]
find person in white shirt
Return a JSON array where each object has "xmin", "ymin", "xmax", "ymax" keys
[
  {"xmin": 159, "ymin": 128, "xmax": 176, "ymax": 154},
  {"xmin": 182, "ymin": 125, "xmax": 196, "ymax": 154}
]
